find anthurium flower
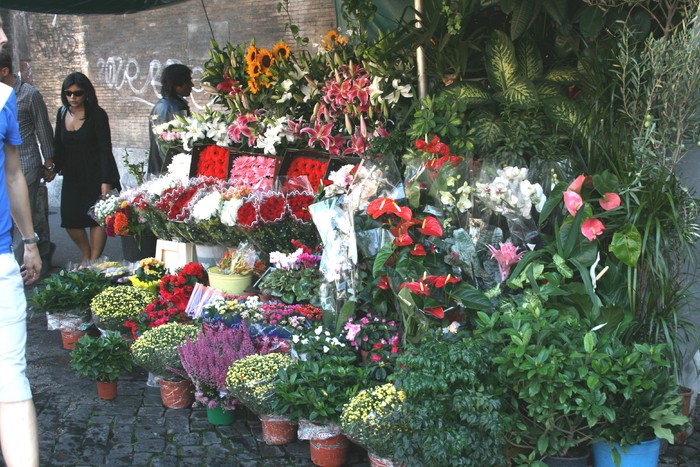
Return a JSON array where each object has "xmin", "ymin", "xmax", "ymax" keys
[
  {"xmin": 393, "ymin": 233, "xmax": 414, "ymax": 247},
  {"xmin": 563, "ymin": 190, "xmax": 583, "ymax": 216},
  {"xmin": 422, "ymin": 307, "xmax": 445, "ymax": 319},
  {"xmin": 390, "ymin": 218, "xmax": 421, "ymax": 237},
  {"xmin": 377, "ymin": 276, "xmax": 391, "ymax": 290},
  {"xmin": 568, "ymin": 174, "xmax": 587, "ymax": 193},
  {"xmin": 399, "ymin": 280, "xmax": 430, "ymax": 296},
  {"xmin": 417, "ymin": 216, "xmax": 443, "ymax": 237},
  {"xmin": 410, "ymin": 244, "xmax": 426, "ymax": 256},
  {"xmin": 424, "ymin": 274, "xmax": 460, "ymax": 288},
  {"xmin": 581, "ymin": 218, "xmax": 606, "ymax": 241},
  {"xmin": 599, "ymin": 192, "xmax": 621, "ymax": 211},
  {"xmin": 366, "ymin": 197, "xmax": 413, "ymax": 221}
]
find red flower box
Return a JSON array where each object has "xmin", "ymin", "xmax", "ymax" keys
[
  {"xmin": 190, "ymin": 144, "xmax": 233, "ymax": 180},
  {"xmin": 276, "ymin": 149, "xmax": 330, "ymax": 192}
]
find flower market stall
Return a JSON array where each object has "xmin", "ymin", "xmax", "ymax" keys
[{"xmin": 27, "ymin": 0, "xmax": 700, "ymax": 466}]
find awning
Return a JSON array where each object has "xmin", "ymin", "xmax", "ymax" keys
[{"xmin": 0, "ymin": 0, "xmax": 191, "ymax": 15}]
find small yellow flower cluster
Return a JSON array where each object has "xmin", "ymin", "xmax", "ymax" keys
[
  {"xmin": 135, "ymin": 257, "xmax": 167, "ymax": 281},
  {"xmin": 340, "ymin": 383, "xmax": 406, "ymax": 441},
  {"xmin": 131, "ymin": 322, "xmax": 199, "ymax": 375},
  {"xmin": 90, "ymin": 286, "xmax": 153, "ymax": 330},
  {"xmin": 226, "ymin": 353, "xmax": 291, "ymax": 414}
]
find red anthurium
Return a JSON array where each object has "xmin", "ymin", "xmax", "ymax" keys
[
  {"xmin": 424, "ymin": 274, "xmax": 460, "ymax": 288},
  {"xmin": 393, "ymin": 233, "xmax": 414, "ymax": 247},
  {"xmin": 366, "ymin": 197, "xmax": 413, "ymax": 221},
  {"xmin": 410, "ymin": 244, "xmax": 427, "ymax": 256},
  {"xmin": 377, "ymin": 276, "xmax": 391, "ymax": 290},
  {"xmin": 415, "ymin": 135, "xmax": 450, "ymax": 157},
  {"xmin": 422, "ymin": 307, "xmax": 445, "ymax": 319},
  {"xmin": 417, "ymin": 216, "xmax": 443, "ymax": 237},
  {"xmin": 399, "ymin": 280, "xmax": 430, "ymax": 296}
]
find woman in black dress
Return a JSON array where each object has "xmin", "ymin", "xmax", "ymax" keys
[{"xmin": 53, "ymin": 72, "xmax": 120, "ymax": 263}]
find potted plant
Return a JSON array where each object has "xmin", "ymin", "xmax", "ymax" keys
[
  {"xmin": 340, "ymin": 383, "xmax": 407, "ymax": 466},
  {"xmin": 226, "ymin": 352, "xmax": 297, "ymax": 445},
  {"xmin": 589, "ymin": 339, "xmax": 688, "ymax": 467},
  {"xmin": 391, "ymin": 329, "xmax": 506, "ymax": 466},
  {"xmin": 343, "ymin": 312, "xmax": 401, "ymax": 382},
  {"xmin": 256, "ymin": 247, "xmax": 323, "ymax": 305},
  {"xmin": 274, "ymin": 326, "xmax": 364, "ymax": 467},
  {"xmin": 29, "ymin": 268, "xmax": 112, "ymax": 347},
  {"xmin": 178, "ymin": 325, "xmax": 256, "ymax": 425},
  {"xmin": 130, "ymin": 322, "xmax": 199, "ymax": 408},
  {"xmin": 207, "ymin": 243, "xmax": 260, "ymax": 295},
  {"xmin": 128, "ymin": 257, "xmax": 167, "ymax": 296},
  {"xmin": 474, "ymin": 297, "xmax": 603, "ymax": 465},
  {"xmin": 69, "ymin": 331, "xmax": 133, "ymax": 400},
  {"xmin": 90, "ymin": 285, "xmax": 154, "ymax": 333}
]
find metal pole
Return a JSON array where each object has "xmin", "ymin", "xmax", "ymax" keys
[{"xmin": 415, "ymin": 0, "xmax": 427, "ymax": 100}]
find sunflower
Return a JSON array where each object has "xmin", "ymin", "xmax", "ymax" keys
[
  {"xmin": 248, "ymin": 78, "xmax": 260, "ymax": 95},
  {"xmin": 245, "ymin": 44, "xmax": 258, "ymax": 66},
  {"xmin": 257, "ymin": 49, "xmax": 274, "ymax": 71},
  {"xmin": 272, "ymin": 41, "xmax": 291, "ymax": 61},
  {"xmin": 246, "ymin": 60, "xmax": 262, "ymax": 78},
  {"xmin": 322, "ymin": 30, "xmax": 339, "ymax": 51}
]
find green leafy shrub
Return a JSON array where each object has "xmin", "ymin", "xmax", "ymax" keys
[{"xmin": 70, "ymin": 331, "xmax": 133, "ymax": 382}]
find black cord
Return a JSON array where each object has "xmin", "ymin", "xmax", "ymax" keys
[{"xmin": 200, "ymin": 0, "xmax": 215, "ymax": 42}]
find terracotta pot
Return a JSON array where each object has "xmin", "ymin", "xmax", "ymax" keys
[
  {"xmin": 61, "ymin": 329, "xmax": 84, "ymax": 350},
  {"xmin": 368, "ymin": 451, "xmax": 405, "ymax": 467},
  {"xmin": 675, "ymin": 385, "xmax": 695, "ymax": 444},
  {"xmin": 260, "ymin": 414, "xmax": 297, "ymax": 445},
  {"xmin": 96, "ymin": 380, "xmax": 117, "ymax": 400},
  {"xmin": 160, "ymin": 379, "xmax": 194, "ymax": 409},
  {"xmin": 310, "ymin": 433, "xmax": 349, "ymax": 467}
]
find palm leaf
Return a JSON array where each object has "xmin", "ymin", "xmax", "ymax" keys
[{"xmin": 485, "ymin": 30, "xmax": 519, "ymax": 93}]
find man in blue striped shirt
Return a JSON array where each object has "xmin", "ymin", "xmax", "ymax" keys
[{"xmin": 0, "ymin": 48, "xmax": 55, "ymax": 277}]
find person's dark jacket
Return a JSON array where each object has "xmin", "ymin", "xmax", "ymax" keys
[{"xmin": 148, "ymin": 95, "xmax": 189, "ymax": 175}]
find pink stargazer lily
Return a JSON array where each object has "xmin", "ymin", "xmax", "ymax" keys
[{"xmin": 301, "ymin": 121, "xmax": 334, "ymax": 151}]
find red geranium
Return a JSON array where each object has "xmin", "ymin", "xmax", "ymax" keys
[{"xmin": 159, "ymin": 262, "xmax": 208, "ymax": 311}]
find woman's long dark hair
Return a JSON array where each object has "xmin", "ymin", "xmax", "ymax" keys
[{"xmin": 60, "ymin": 72, "xmax": 98, "ymax": 118}]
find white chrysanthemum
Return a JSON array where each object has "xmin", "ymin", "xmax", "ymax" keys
[
  {"xmin": 191, "ymin": 191, "xmax": 222, "ymax": 221},
  {"xmin": 166, "ymin": 153, "xmax": 193, "ymax": 180},
  {"xmin": 220, "ymin": 197, "xmax": 243, "ymax": 226}
]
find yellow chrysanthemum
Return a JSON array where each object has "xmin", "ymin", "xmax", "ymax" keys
[
  {"xmin": 257, "ymin": 48, "xmax": 274, "ymax": 71},
  {"xmin": 245, "ymin": 44, "xmax": 258, "ymax": 65},
  {"xmin": 272, "ymin": 41, "xmax": 291, "ymax": 61}
]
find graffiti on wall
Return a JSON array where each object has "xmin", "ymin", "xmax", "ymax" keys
[
  {"xmin": 95, "ymin": 56, "xmax": 206, "ymax": 108},
  {"xmin": 35, "ymin": 25, "xmax": 80, "ymax": 61}
]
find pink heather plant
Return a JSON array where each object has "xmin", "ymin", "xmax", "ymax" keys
[
  {"xmin": 487, "ymin": 242, "xmax": 526, "ymax": 283},
  {"xmin": 178, "ymin": 324, "xmax": 256, "ymax": 410}
]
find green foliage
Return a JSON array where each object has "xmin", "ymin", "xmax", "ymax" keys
[
  {"xmin": 70, "ymin": 332, "xmax": 132, "ymax": 382},
  {"xmin": 257, "ymin": 267, "xmax": 323, "ymax": 306},
  {"xmin": 391, "ymin": 331, "xmax": 504, "ymax": 466},
  {"xmin": 274, "ymin": 352, "xmax": 364, "ymax": 424},
  {"xmin": 29, "ymin": 269, "xmax": 112, "ymax": 316}
]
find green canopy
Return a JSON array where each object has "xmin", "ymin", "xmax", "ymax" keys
[{"xmin": 0, "ymin": 0, "xmax": 190, "ymax": 15}]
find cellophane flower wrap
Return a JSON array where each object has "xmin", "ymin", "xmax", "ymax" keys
[
  {"xmin": 202, "ymin": 295, "xmax": 262, "ymax": 329},
  {"xmin": 129, "ymin": 257, "xmax": 167, "ymax": 295},
  {"xmin": 159, "ymin": 262, "xmax": 209, "ymax": 312},
  {"xmin": 130, "ymin": 322, "xmax": 199, "ymax": 379},
  {"xmin": 340, "ymin": 383, "xmax": 407, "ymax": 459},
  {"xmin": 243, "ymin": 191, "xmax": 320, "ymax": 254},
  {"xmin": 90, "ymin": 286, "xmax": 153, "ymax": 332},
  {"xmin": 178, "ymin": 326, "xmax": 256, "ymax": 410},
  {"xmin": 91, "ymin": 193, "xmax": 120, "ymax": 228},
  {"xmin": 225, "ymin": 352, "xmax": 292, "ymax": 416},
  {"xmin": 257, "ymin": 246, "xmax": 324, "ymax": 306},
  {"xmin": 184, "ymin": 180, "xmax": 245, "ymax": 246}
]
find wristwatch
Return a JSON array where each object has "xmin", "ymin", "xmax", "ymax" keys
[
  {"xmin": 44, "ymin": 163, "xmax": 55, "ymax": 172},
  {"xmin": 22, "ymin": 233, "xmax": 40, "ymax": 244}
]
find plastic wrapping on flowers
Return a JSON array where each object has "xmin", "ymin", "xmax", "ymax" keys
[{"xmin": 297, "ymin": 419, "xmax": 342, "ymax": 441}]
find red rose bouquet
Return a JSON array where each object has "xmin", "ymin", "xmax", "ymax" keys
[
  {"xmin": 159, "ymin": 262, "xmax": 209, "ymax": 312},
  {"xmin": 284, "ymin": 156, "xmax": 329, "ymax": 191}
]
